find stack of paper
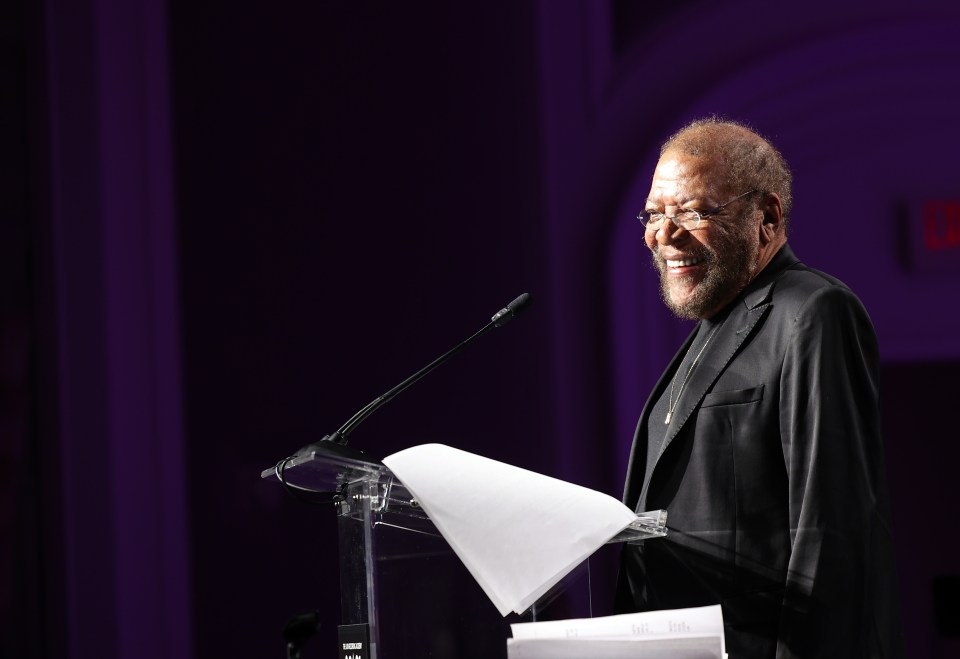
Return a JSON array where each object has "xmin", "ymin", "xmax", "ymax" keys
[
  {"xmin": 382, "ymin": 443, "xmax": 638, "ymax": 616},
  {"xmin": 507, "ymin": 605, "xmax": 726, "ymax": 659}
]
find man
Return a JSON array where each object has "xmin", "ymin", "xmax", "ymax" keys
[{"xmin": 615, "ymin": 118, "xmax": 903, "ymax": 658}]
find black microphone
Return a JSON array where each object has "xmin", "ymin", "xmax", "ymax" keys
[
  {"xmin": 491, "ymin": 292, "xmax": 531, "ymax": 327},
  {"xmin": 292, "ymin": 293, "xmax": 532, "ymax": 463}
]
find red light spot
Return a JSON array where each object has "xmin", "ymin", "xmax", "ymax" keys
[{"xmin": 923, "ymin": 201, "xmax": 960, "ymax": 251}]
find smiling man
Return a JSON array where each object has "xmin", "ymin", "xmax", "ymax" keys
[{"xmin": 615, "ymin": 118, "xmax": 903, "ymax": 658}]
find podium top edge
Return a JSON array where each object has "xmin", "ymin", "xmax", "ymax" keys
[{"xmin": 261, "ymin": 447, "xmax": 390, "ymax": 482}]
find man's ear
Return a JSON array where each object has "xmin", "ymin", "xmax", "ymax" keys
[{"xmin": 758, "ymin": 192, "xmax": 783, "ymax": 244}]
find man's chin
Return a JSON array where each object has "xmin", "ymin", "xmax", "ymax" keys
[
  {"xmin": 665, "ymin": 278, "xmax": 699, "ymax": 302},
  {"xmin": 663, "ymin": 286, "xmax": 702, "ymax": 320},
  {"xmin": 662, "ymin": 273, "xmax": 727, "ymax": 319}
]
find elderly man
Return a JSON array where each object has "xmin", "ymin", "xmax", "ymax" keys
[{"xmin": 615, "ymin": 118, "xmax": 902, "ymax": 658}]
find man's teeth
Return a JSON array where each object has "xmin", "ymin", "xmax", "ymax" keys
[{"xmin": 666, "ymin": 257, "xmax": 704, "ymax": 268}]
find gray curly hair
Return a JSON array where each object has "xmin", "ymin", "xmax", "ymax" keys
[{"xmin": 661, "ymin": 117, "xmax": 793, "ymax": 233}]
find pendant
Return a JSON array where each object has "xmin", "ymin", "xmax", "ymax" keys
[{"xmin": 664, "ymin": 412, "xmax": 672, "ymax": 424}]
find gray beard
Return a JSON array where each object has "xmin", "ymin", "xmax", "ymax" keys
[{"xmin": 652, "ymin": 232, "xmax": 756, "ymax": 320}]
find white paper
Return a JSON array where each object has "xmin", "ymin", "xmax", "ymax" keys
[
  {"xmin": 506, "ymin": 637, "xmax": 723, "ymax": 659},
  {"xmin": 508, "ymin": 605, "xmax": 725, "ymax": 659},
  {"xmin": 382, "ymin": 443, "xmax": 637, "ymax": 616},
  {"xmin": 510, "ymin": 604, "xmax": 724, "ymax": 643}
]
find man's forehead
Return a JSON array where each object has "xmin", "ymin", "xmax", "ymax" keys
[{"xmin": 648, "ymin": 153, "xmax": 723, "ymax": 202}]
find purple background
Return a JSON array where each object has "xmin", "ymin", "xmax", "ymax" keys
[{"xmin": 4, "ymin": 0, "xmax": 960, "ymax": 657}]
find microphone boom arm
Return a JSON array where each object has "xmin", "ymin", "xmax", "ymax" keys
[
  {"xmin": 316, "ymin": 292, "xmax": 531, "ymax": 449},
  {"xmin": 329, "ymin": 321, "xmax": 497, "ymax": 445}
]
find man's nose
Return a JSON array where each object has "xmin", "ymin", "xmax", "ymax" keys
[{"xmin": 655, "ymin": 216, "xmax": 685, "ymax": 246}]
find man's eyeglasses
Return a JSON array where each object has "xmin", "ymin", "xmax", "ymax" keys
[{"xmin": 638, "ymin": 189, "xmax": 759, "ymax": 232}]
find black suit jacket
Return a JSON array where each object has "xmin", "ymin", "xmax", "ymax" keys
[{"xmin": 616, "ymin": 245, "xmax": 903, "ymax": 658}]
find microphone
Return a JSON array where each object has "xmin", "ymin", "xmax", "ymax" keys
[
  {"xmin": 491, "ymin": 292, "xmax": 531, "ymax": 326},
  {"xmin": 292, "ymin": 293, "xmax": 533, "ymax": 464}
]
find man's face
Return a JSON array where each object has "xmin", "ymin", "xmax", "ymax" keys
[{"xmin": 644, "ymin": 152, "xmax": 760, "ymax": 320}]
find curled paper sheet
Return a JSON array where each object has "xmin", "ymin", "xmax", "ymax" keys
[{"xmin": 382, "ymin": 443, "xmax": 637, "ymax": 616}]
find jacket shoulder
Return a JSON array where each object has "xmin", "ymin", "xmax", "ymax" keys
[{"xmin": 774, "ymin": 263, "xmax": 864, "ymax": 309}]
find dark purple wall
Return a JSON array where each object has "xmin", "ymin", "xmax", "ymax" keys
[
  {"xmin": 169, "ymin": 3, "xmax": 554, "ymax": 657},
  {"xmin": 10, "ymin": 1, "xmax": 960, "ymax": 657}
]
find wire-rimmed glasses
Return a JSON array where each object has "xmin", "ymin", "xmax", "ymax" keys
[{"xmin": 638, "ymin": 189, "xmax": 759, "ymax": 232}]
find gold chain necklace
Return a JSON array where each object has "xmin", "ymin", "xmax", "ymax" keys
[{"xmin": 665, "ymin": 324, "xmax": 720, "ymax": 424}]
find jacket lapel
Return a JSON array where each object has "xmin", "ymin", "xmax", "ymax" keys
[
  {"xmin": 635, "ymin": 301, "xmax": 770, "ymax": 509},
  {"xmin": 656, "ymin": 300, "xmax": 770, "ymax": 458},
  {"xmin": 622, "ymin": 330, "xmax": 697, "ymax": 508}
]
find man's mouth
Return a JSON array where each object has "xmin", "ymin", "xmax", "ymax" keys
[{"xmin": 665, "ymin": 256, "xmax": 706, "ymax": 268}]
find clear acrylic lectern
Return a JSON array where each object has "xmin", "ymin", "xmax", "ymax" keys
[{"xmin": 262, "ymin": 448, "xmax": 667, "ymax": 659}]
